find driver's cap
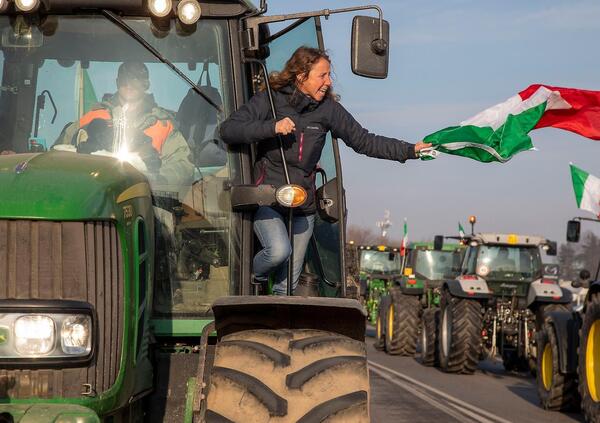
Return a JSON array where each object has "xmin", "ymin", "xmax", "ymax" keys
[{"xmin": 117, "ymin": 62, "xmax": 150, "ymax": 91}]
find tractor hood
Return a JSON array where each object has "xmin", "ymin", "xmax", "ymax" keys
[{"xmin": 0, "ymin": 151, "xmax": 148, "ymax": 220}]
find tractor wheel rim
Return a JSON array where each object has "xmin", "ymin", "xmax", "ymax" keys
[
  {"xmin": 586, "ymin": 319, "xmax": 600, "ymax": 402},
  {"xmin": 542, "ymin": 344, "xmax": 553, "ymax": 391},
  {"xmin": 442, "ymin": 308, "xmax": 450, "ymax": 357},
  {"xmin": 376, "ymin": 316, "xmax": 381, "ymax": 339},
  {"xmin": 388, "ymin": 304, "xmax": 394, "ymax": 340}
]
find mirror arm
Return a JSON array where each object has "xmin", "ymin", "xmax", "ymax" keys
[{"xmin": 242, "ymin": 5, "xmax": 385, "ymax": 51}]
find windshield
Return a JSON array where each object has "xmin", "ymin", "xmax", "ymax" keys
[
  {"xmin": 0, "ymin": 15, "xmax": 234, "ymax": 316},
  {"xmin": 413, "ymin": 250, "xmax": 460, "ymax": 280},
  {"xmin": 359, "ymin": 250, "xmax": 402, "ymax": 275},
  {"xmin": 476, "ymin": 245, "xmax": 542, "ymax": 282}
]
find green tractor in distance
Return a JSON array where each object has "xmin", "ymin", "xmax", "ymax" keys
[
  {"xmin": 536, "ymin": 219, "xmax": 600, "ymax": 422},
  {"xmin": 354, "ymin": 245, "xmax": 403, "ymax": 325},
  {"xmin": 0, "ymin": 1, "xmax": 392, "ymax": 421},
  {"xmin": 374, "ymin": 241, "xmax": 464, "ymax": 359}
]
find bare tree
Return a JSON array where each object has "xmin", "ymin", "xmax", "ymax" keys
[
  {"xmin": 346, "ymin": 225, "xmax": 378, "ymax": 245},
  {"xmin": 558, "ymin": 242, "xmax": 578, "ymax": 281}
]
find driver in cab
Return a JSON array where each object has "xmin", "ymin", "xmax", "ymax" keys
[{"xmin": 56, "ymin": 61, "xmax": 193, "ymax": 187}]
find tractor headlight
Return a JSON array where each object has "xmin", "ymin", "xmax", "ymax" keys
[
  {"xmin": 14, "ymin": 315, "xmax": 55, "ymax": 355},
  {"xmin": 61, "ymin": 315, "xmax": 92, "ymax": 355},
  {"xmin": 276, "ymin": 184, "xmax": 307, "ymax": 208},
  {"xmin": 0, "ymin": 300, "xmax": 95, "ymax": 365}
]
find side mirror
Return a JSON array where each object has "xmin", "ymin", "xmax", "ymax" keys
[
  {"xmin": 388, "ymin": 252, "xmax": 395, "ymax": 261},
  {"xmin": 544, "ymin": 241, "xmax": 557, "ymax": 256},
  {"xmin": 351, "ymin": 15, "xmax": 389, "ymax": 79},
  {"xmin": 567, "ymin": 220, "xmax": 581, "ymax": 242},
  {"xmin": 433, "ymin": 235, "xmax": 444, "ymax": 251}
]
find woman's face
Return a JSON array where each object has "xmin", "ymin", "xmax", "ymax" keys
[{"xmin": 297, "ymin": 57, "xmax": 332, "ymax": 102}]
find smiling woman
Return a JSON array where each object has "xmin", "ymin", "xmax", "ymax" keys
[{"xmin": 220, "ymin": 45, "xmax": 431, "ymax": 296}]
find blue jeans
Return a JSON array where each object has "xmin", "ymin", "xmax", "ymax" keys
[{"xmin": 253, "ymin": 206, "xmax": 315, "ymax": 295}]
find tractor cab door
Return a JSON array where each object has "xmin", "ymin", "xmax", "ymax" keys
[{"xmin": 263, "ymin": 17, "xmax": 347, "ymax": 296}]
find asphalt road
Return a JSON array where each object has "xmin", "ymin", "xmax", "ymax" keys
[{"xmin": 366, "ymin": 328, "xmax": 584, "ymax": 423}]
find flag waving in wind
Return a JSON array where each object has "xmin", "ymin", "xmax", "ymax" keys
[
  {"xmin": 424, "ymin": 84, "xmax": 600, "ymax": 163},
  {"xmin": 400, "ymin": 219, "xmax": 408, "ymax": 257},
  {"xmin": 570, "ymin": 164, "xmax": 600, "ymax": 218},
  {"xmin": 458, "ymin": 222, "xmax": 465, "ymax": 239}
]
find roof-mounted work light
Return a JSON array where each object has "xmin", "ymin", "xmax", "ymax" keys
[
  {"xmin": 177, "ymin": 0, "xmax": 201, "ymax": 25},
  {"xmin": 14, "ymin": 0, "xmax": 38, "ymax": 12},
  {"xmin": 149, "ymin": 0, "xmax": 172, "ymax": 18}
]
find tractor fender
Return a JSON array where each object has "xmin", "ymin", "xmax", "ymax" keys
[
  {"xmin": 526, "ymin": 279, "xmax": 572, "ymax": 307},
  {"xmin": 545, "ymin": 310, "xmax": 581, "ymax": 374},
  {"xmin": 444, "ymin": 278, "xmax": 492, "ymax": 300},
  {"xmin": 398, "ymin": 278, "xmax": 424, "ymax": 295},
  {"xmin": 211, "ymin": 296, "xmax": 366, "ymax": 342}
]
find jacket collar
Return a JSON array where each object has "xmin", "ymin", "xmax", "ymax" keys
[{"xmin": 279, "ymin": 85, "xmax": 321, "ymax": 113}]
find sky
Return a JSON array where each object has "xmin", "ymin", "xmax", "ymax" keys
[{"xmin": 267, "ymin": 0, "xmax": 600, "ymax": 246}]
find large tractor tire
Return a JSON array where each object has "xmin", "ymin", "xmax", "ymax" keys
[
  {"xmin": 373, "ymin": 296, "xmax": 389, "ymax": 351},
  {"xmin": 385, "ymin": 288, "xmax": 421, "ymax": 356},
  {"xmin": 535, "ymin": 303, "xmax": 570, "ymax": 330},
  {"xmin": 205, "ymin": 329, "xmax": 370, "ymax": 423},
  {"xmin": 420, "ymin": 308, "xmax": 440, "ymax": 367},
  {"xmin": 438, "ymin": 290, "xmax": 482, "ymax": 374},
  {"xmin": 536, "ymin": 322, "xmax": 579, "ymax": 411},
  {"xmin": 579, "ymin": 292, "xmax": 600, "ymax": 423}
]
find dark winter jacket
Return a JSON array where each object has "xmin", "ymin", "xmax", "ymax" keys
[{"xmin": 220, "ymin": 85, "xmax": 417, "ymax": 214}]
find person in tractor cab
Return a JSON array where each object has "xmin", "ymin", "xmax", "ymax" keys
[
  {"xmin": 56, "ymin": 61, "xmax": 193, "ymax": 187},
  {"xmin": 220, "ymin": 46, "xmax": 431, "ymax": 295},
  {"xmin": 495, "ymin": 247, "xmax": 517, "ymax": 271}
]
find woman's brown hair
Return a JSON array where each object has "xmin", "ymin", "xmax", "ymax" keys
[{"xmin": 267, "ymin": 46, "xmax": 336, "ymax": 99}]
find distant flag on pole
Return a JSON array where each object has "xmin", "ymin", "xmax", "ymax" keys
[
  {"xmin": 458, "ymin": 222, "xmax": 465, "ymax": 239},
  {"xmin": 424, "ymin": 84, "xmax": 600, "ymax": 163},
  {"xmin": 570, "ymin": 163, "xmax": 600, "ymax": 218},
  {"xmin": 400, "ymin": 219, "xmax": 408, "ymax": 256}
]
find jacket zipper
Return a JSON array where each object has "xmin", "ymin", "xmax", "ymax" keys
[{"xmin": 298, "ymin": 131, "xmax": 304, "ymax": 162}]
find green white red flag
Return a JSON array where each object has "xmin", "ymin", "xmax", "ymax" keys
[
  {"xmin": 458, "ymin": 222, "xmax": 465, "ymax": 239},
  {"xmin": 570, "ymin": 164, "xmax": 600, "ymax": 218},
  {"xmin": 424, "ymin": 84, "xmax": 600, "ymax": 163},
  {"xmin": 400, "ymin": 219, "xmax": 408, "ymax": 257}
]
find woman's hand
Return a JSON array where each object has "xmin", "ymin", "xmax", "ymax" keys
[
  {"xmin": 414, "ymin": 141, "xmax": 432, "ymax": 152},
  {"xmin": 275, "ymin": 117, "xmax": 296, "ymax": 135}
]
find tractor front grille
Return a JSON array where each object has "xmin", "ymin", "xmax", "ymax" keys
[{"xmin": 0, "ymin": 220, "xmax": 124, "ymax": 399}]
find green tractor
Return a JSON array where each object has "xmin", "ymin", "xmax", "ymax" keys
[
  {"xmin": 373, "ymin": 241, "xmax": 464, "ymax": 359},
  {"xmin": 354, "ymin": 245, "xmax": 403, "ymax": 325},
  {"xmin": 536, "ymin": 219, "xmax": 600, "ymax": 422},
  {"xmin": 0, "ymin": 1, "xmax": 393, "ymax": 421},
  {"xmin": 435, "ymin": 233, "xmax": 572, "ymax": 375}
]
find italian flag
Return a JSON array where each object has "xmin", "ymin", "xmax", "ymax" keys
[
  {"xmin": 425, "ymin": 84, "xmax": 600, "ymax": 163},
  {"xmin": 400, "ymin": 219, "xmax": 408, "ymax": 257},
  {"xmin": 570, "ymin": 164, "xmax": 600, "ymax": 218}
]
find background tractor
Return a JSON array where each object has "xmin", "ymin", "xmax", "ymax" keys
[
  {"xmin": 536, "ymin": 219, "xmax": 600, "ymax": 422},
  {"xmin": 0, "ymin": 1, "xmax": 392, "ymax": 421},
  {"xmin": 374, "ymin": 240, "xmax": 464, "ymax": 360},
  {"xmin": 435, "ymin": 233, "xmax": 571, "ymax": 375}
]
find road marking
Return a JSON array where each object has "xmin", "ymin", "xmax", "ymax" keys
[
  {"xmin": 369, "ymin": 365, "xmax": 481, "ymax": 423},
  {"xmin": 368, "ymin": 360, "xmax": 512, "ymax": 423}
]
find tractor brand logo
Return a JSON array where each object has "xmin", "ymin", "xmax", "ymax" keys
[
  {"xmin": 123, "ymin": 205, "xmax": 134, "ymax": 219},
  {"xmin": 499, "ymin": 283, "xmax": 518, "ymax": 289},
  {"xmin": 0, "ymin": 326, "xmax": 8, "ymax": 345},
  {"xmin": 14, "ymin": 161, "xmax": 28, "ymax": 174}
]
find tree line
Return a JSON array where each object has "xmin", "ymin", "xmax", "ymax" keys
[{"xmin": 558, "ymin": 230, "xmax": 600, "ymax": 281}]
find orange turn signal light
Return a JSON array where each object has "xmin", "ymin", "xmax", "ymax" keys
[{"xmin": 276, "ymin": 184, "xmax": 307, "ymax": 208}]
